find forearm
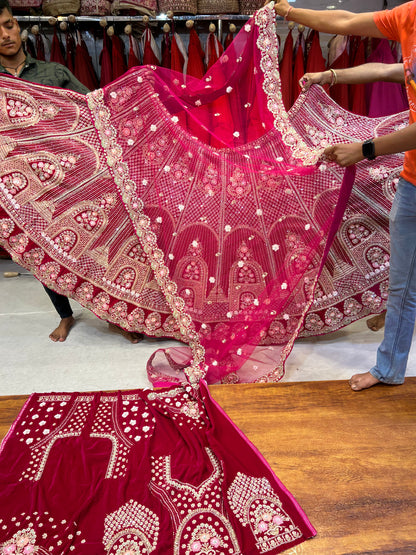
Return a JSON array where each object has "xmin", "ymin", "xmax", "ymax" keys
[
  {"xmin": 331, "ymin": 63, "xmax": 405, "ymax": 85},
  {"xmin": 324, "ymin": 123, "xmax": 416, "ymax": 167},
  {"xmin": 373, "ymin": 123, "xmax": 416, "ymax": 158},
  {"xmin": 275, "ymin": 5, "xmax": 384, "ymax": 38}
]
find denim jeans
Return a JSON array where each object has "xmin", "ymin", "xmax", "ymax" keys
[{"xmin": 370, "ymin": 177, "xmax": 416, "ymax": 384}]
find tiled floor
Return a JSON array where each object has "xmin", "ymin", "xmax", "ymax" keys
[{"xmin": 2, "ymin": 257, "xmax": 416, "ymax": 396}]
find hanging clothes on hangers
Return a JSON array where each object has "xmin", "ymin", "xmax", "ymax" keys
[
  {"xmin": 65, "ymin": 26, "xmax": 76, "ymax": 74},
  {"xmin": 279, "ymin": 27, "xmax": 294, "ymax": 111},
  {"xmin": 161, "ymin": 24, "xmax": 171, "ymax": 69},
  {"xmin": 187, "ymin": 24, "xmax": 205, "ymax": 78},
  {"xmin": 141, "ymin": 24, "xmax": 160, "ymax": 66},
  {"xmin": 74, "ymin": 29, "xmax": 99, "ymax": 90},
  {"xmin": 305, "ymin": 30, "xmax": 325, "ymax": 76},
  {"xmin": 99, "ymin": 25, "xmax": 113, "ymax": 87},
  {"xmin": 110, "ymin": 28, "xmax": 128, "ymax": 81},
  {"xmin": 327, "ymin": 34, "xmax": 349, "ymax": 110},
  {"xmin": 50, "ymin": 24, "xmax": 66, "ymax": 65},
  {"xmin": 365, "ymin": 38, "xmax": 408, "ymax": 117},
  {"xmin": 292, "ymin": 26, "xmax": 305, "ymax": 105},
  {"xmin": 348, "ymin": 36, "xmax": 367, "ymax": 115},
  {"xmin": 126, "ymin": 27, "xmax": 141, "ymax": 69}
]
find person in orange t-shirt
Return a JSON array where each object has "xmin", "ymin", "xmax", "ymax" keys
[{"xmin": 273, "ymin": 0, "xmax": 416, "ymax": 392}]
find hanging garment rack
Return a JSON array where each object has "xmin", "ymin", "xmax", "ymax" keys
[
  {"xmin": 15, "ymin": 14, "xmax": 283, "ymax": 42},
  {"xmin": 15, "ymin": 14, "xmax": 257, "ymax": 23}
]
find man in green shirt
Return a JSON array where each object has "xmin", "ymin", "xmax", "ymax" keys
[{"xmin": 0, "ymin": 0, "xmax": 142, "ymax": 343}]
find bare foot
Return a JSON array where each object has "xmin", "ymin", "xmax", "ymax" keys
[
  {"xmin": 49, "ymin": 316, "xmax": 75, "ymax": 342},
  {"xmin": 349, "ymin": 371, "xmax": 381, "ymax": 391},
  {"xmin": 108, "ymin": 323, "xmax": 144, "ymax": 344},
  {"xmin": 366, "ymin": 311, "xmax": 386, "ymax": 331}
]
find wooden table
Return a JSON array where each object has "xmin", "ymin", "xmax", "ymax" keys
[{"xmin": 1, "ymin": 379, "xmax": 415, "ymax": 554}]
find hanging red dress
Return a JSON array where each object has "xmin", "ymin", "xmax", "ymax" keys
[
  {"xmin": 170, "ymin": 32, "xmax": 185, "ymax": 73},
  {"xmin": 65, "ymin": 30, "xmax": 76, "ymax": 75},
  {"xmin": 142, "ymin": 26, "xmax": 160, "ymax": 66},
  {"xmin": 111, "ymin": 33, "xmax": 128, "ymax": 81},
  {"xmin": 187, "ymin": 26, "xmax": 205, "ymax": 78},
  {"xmin": 50, "ymin": 25, "xmax": 66, "ymax": 66},
  {"xmin": 35, "ymin": 32, "xmax": 45, "ymax": 61},
  {"xmin": 74, "ymin": 33, "xmax": 99, "ymax": 91},
  {"xmin": 292, "ymin": 30, "xmax": 305, "ymax": 105},
  {"xmin": 127, "ymin": 34, "xmax": 141, "ymax": 69},
  {"xmin": 305, "ymin": 30, "xmax": 325, "ymax": 75},
  {"xmin": 279, "ymin": 29, "xmax": 294, "ymax": 111},
  {"xmin": 349, "ymin": 37, "xmax": 367, "ymax": 115},
  {"xmin": 161, "ymin": 29, "xmax": 171, "ymax": 69},
  {"xmin": 99, "ymin": 28, "xmax": 113, "ymax": 87},
  {"xmin": 327, "ymin": 36, "xmax": 349, "ymax": 110}
]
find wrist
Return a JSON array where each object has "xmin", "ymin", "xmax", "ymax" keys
[
  {"xmin": 328, "ymin": 68, "xmax": 337, "ymax": 87},
  {"xmin": 323, "ymin": 70, "xmax": 333, "ymax": 85},
  {"xmin": 284, "ymin": 6, "xmax": 294, "ymax": 20}
]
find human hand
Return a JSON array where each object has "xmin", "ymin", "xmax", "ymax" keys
[
  {"xmin": 299, "ymin": 71, "xmax": 330, "ymax": 91},
  {"xmin": 269, "ymin": 0, "xmax": 291, "ymax": 17},
  {"xmin": 324, "ymin": 143, "xmax": 364, "ymax": 167}
]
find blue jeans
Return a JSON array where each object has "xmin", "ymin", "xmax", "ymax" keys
[{"xmin": 370, "ymin": 177, "xmax": 416, "ymax": 384}]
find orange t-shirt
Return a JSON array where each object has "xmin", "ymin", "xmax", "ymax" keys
[{"xmin": 374, "ymin": 1, "xmax": 416, "ymax": 185}]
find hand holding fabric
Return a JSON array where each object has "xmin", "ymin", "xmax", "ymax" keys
[
  {"xmin": 270, "ymin": 0, "xmax": 290, "ymax": 17},
  {"xmin": 299, "ymin": 71, "xmax": 331, "ymax": 92},
  {"xmin": 324, "ymin": 143, "xmax": 364, "ymax": 167}
]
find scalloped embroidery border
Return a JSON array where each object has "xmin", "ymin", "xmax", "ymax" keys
[
  {"xmin": 255, "ymin": 4, "xmax": 323, "ymax": 166},
  {"xmin": 87, "ymin": 89, "xmax": 205, "ymax": 384}
]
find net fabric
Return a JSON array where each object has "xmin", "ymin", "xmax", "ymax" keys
[
  {"xmin": 288, "ymin": 89, "xmax": 405, "ymax": 339},
  {"xmin": 0, "ymin": 4, "xmax": 405, "ymax": 385}
]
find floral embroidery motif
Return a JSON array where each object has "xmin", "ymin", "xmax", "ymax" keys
[
  {"xmin": 150, "ymin": 448, "xmax": 241, "ymax": 555},
  {"xmin": 0, "ymin": 89, "xmax": 40, "ymax": 130},
  {"xmin": 0, "ymin": 512, "xmax": 87, "ymax": 553},
  {"xmin": 22, "ymin": 247, "xmax": 44, "ymax": 268},
  {"xmin": 103, "ymin": 500, "xmax": 159, "ymax": 554},
  {"xmin": 0, "ymin": 171, "xmax": 28, "ymax": 196},
  {"xmin": 347, "ymin": 222, "xmax": 371, "ymax": 246},
  {"xmin": 0, "ymin": 217, "xmax": 14, "ymax": 238},
  {"xmin": 343, "ymin": 298, "xmax": 362, "ymax": 317},
  {"xmin": 361, "ymin": 290, "xmax": 382, "ymax": 311},
  {"xmin": 53, "ymin": 229, "xmax": 77, "ymax": 252},
  {"xmin": 366, "ymin": 245, "xmax": 389, "ymax": 270},
  {"xmin": 228, "ymin": 168, "xmax": 251, "ymax": 198},
  {"xmin": 9, "ymin": 232, "xmax": 28, "ymax": 254},
  {"xmin": 56, "ymin": 271, "xmax": 78, "ymax": 293},
  {"xmin": 200, "ymin": 164, "xmax": 220, "ymax": 196},
  {"xmin": 0, "ymin": 527, "xmax": 40, "ymax": 555},
  {"xmin": 228, "ymin": 472, "xmax": 302, "ymax": 552}
]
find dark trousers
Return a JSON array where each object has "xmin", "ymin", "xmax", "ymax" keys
[{"xmin": 43, "ymin": 285, "xmax": 73, "ymax": 319}]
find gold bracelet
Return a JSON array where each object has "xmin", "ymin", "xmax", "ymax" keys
[{"xmin": 329, "ymin": 68, "xmax": 337, "ymax": 87}]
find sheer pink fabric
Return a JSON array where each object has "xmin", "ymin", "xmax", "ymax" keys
[{"xmin": 0, "ymin": 4, "xmax": 406, "ymax": 385}]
